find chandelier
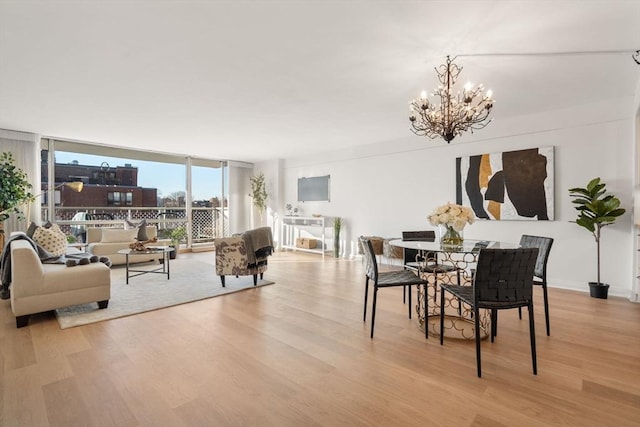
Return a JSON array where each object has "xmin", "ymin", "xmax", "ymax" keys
[{"xmin": 409, "ymin": 56, "xmax": 494, "ymax": 143}]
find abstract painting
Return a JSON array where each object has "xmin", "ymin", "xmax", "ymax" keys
[{"xmin": 456, "ymin": 146, "xmax": 554, "ymax": 220}]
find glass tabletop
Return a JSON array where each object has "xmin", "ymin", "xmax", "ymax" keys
[
  {"xmin": 388, "ymin": 238, "xmax": 519, "ymax": 254},
  {"xmin": 117, "ymin": 246, "xmax": 174, "ymax": 255}
]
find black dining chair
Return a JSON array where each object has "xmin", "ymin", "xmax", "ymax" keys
[
  {"xmin": 439, "ymin": 247, "xmax": 539, "ymax": 378},
  {"xmin": 360, "ymin": 236, "xmax": 430, "ymax": 339},
  {"xmin": 401, "ymin": 230, "xmax": 461, "ymax": 304},
  {"xmin": 519, "ymin": 235, "xmax": 554, "ymax": 336}
]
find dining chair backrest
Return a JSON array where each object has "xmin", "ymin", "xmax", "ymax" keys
[
  {"xmin": 402, "ymin": 230, "xmax": 436, "ymax": 265},
  {"xmin": 519, "ymin": 235, "xmax": 553, "ymax": 280},
  {"xmin": 359, "ymin": 237, "xmax": 378, "ymax": 283},
  {"xmin": 402, "ymin": 230, "xmax": 436, "ymax": 242},
  {"xmin": 473, "ymin": 248, "xmax": 539, "ymax": 306}
]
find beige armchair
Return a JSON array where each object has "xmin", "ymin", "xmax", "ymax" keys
[{"xmin": 214, "ymin": 227, "xmax": 273, "ymax": 286}]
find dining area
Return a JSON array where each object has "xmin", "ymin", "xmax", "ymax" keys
[{"xmin": 359, "ymin": 203, "xmax": 554, "ymax": 378}]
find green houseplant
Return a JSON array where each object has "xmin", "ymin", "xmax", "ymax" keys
[
  {"xmin": 169, "ymin": 226, "xmax": 187, "ymax": 259},
  {"xmin": 0, "ymin": 152, "xmax": 34, "ymax": 248},
  {"xmin": 0, "ymin": 152, "xmax": 34, "ymax": 221},
  {"xmin": 568, "ymin": 177, "xmax": 626, "ymax": 299},
  {"xmin": 333, "ymin": 217, "xmax": 343, "ymax": 258},
  {"xmin": 249, "ymin": 173, "xmax": 268, "ymax": 214}
]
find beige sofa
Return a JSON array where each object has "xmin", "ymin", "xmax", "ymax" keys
[
  {"xmin": 86, "ymin": 226, "xmax": 171, "ymax": 266},
  {"xmin": 10, "ymin": 239, "xmax": 111, "ymax": 328}
]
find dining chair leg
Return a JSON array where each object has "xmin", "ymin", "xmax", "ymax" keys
[
  {"xmin": 408, "ymin": 285, "xmax": 412, "ymax": 319},
  {"xmin": 432, "ymin": 271, "xmax": 440, "ymax": 303},
  {"xmin": 518, "ymin": 306, "xmax": 522, "ymax": 319},
  {"xmin": 439, "ymin": 287, "xmax": 445, "ymax": 343},
  {"xmin": 475, "ymin": 305, "xmax": 482, "ymax": 378},
  {"xmin": 528, "ymin": 301, "xmax": 538, "ymax": 375},
  {"xmin": 542, "ymin": 283, "xmax": 550, "ymax": 336},
  {"xmin": 370, "ymin": 286, "xmax": 378, "ymax": 338},
  {"xmin": 490, "ymin": 309, "xmax": 497, "ymax": 343},
  {"xmin": 363, "ymin": 278, "xmax": 369, "ymax": 322},
  {"xmin": 422, "ymin": 284, "xmax": 427, "ymax": 339}
]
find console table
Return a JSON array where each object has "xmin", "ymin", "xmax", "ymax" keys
[{"xmin": 281, "ymin": 216, "xmax": 332, "ymax": 258}]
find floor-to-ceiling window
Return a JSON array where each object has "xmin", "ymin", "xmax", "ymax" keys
[
  {"xmin": 40, "ymin": 138, "xmax": 228, "ymax": 248},
  {"xmin": 191, "ymin": 159, "xmax": 227, "ymax": 247}
]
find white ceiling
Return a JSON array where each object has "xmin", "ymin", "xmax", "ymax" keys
[{"xmin": 1, "ymin": 0, "xmax": 638, "ymax": 163}]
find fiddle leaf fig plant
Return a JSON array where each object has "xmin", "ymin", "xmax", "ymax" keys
[
  {"xmin": 568, "ymin": 177, "xmax": 625, "ymax": 287},
  {"xmin": 0, "ymin": 152, "xmax": 34, "ymax": 222},
  {"xmin": 249, "ymin": 172, "xmax": 268, "ymax": 214}
]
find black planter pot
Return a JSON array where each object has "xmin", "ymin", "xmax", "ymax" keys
[
  {"xmin": 159, "ymin": 246, "xmax": 178, "ymax": 264},
  {"xmin": 589, "ymin": 282, "xmax": 609, "ymax": 299}
]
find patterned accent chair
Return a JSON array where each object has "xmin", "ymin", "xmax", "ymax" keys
[{"xmin": 214, "ymin": 228, "xmax": 273, "ymax": 286}]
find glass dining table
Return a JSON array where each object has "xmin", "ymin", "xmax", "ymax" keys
[{"xmin": 389, "ymin": 238, "xmax": 520, "ymax": 340}]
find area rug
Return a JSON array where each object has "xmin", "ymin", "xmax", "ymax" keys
[{"xmin": 55, "ymin": 257, "xmax": 274, "ymax": 329}]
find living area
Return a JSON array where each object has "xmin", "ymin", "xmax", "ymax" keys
[
  {"xmin": 1, "ymin": 1, "xmax": 639, "ymax": 425},
  {"xmin": 2, "ymin": 216, "xmax": 276, "ymax": 326}
]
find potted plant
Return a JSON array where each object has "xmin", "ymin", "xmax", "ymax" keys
[
  {"xmin": 169, "ymin": 226, "xmax": 187, "ymax": 259},
  {"xmin": 333, "ymin": 217, "xmax": 343, "ymax": 258},
  {"xmin": 0, "ymin": 152, "xmax": 34, "ymax": 248},
  {"xmin": 249, "ymin": 173, "xmax": 268, "ymax": 215},
  {"xmin": 568, "ymin": 177, "xmax": 626, "ymax": 299},
  {"xmin": 0, "ymin": 152, "xmax": 34, "ymax": 299}
]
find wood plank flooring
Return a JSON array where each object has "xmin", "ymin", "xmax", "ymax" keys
[{"xmin": 1, "ymin": 251, "xmax": 639, "ymax": 426}]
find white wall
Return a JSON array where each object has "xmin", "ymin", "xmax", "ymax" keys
[
  {"xmin": 631, "ymin": 76, "xmax": 640, "ymax": 302},
  {"xmin": 274, "ymin": 97, "xmax": 635, "ymax": 298}
]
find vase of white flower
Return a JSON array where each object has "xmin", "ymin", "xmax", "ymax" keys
[
  {"xmin": 440, "ymin": 225, "xmax": 463, "ymax": 245},
  {"xmin": 428, "ymin": 203, "xmax": 475, "ymax": 246}
]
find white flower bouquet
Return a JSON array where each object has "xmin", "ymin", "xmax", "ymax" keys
[{"xmin": 428, "ymin": 203, "xmax": 475, "ymax": 232}]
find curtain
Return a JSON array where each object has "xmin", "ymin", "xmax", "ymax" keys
[{"xmin": 227, "ymin": 161, "xmax": 253, "ymax": 234}]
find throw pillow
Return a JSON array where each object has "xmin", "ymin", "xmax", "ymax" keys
[
  {"xmin": 26, "ymin": 222, "xmax": 38, "ymax": 238},
  {"xmin": 100, "ymin": 228, "xmax": 138, "ymax": 243},
  {"xmin": 125, "ymin": 219, "xmax": 149, "ymax": 241},
  {"xmin": 32, "ymin": 223, "xmax": 67, "ymax": 256},
  {"xmin": 26, "ymin": 221, "xmax": 53, "ymax": 238}
]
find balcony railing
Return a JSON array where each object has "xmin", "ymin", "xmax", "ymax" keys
[{"xmin": 42, "ymin": 206, "xmax": 229, "ymax": 246}]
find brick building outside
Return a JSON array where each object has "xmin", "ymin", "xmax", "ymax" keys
[{"xmin": 41, "ymin": 157, "xmax": 158, "ymax": 208}]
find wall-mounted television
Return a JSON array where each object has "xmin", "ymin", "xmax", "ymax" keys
[{"xmin": 298, "ymin": 175, "xmax": 330, "ymax": 202}]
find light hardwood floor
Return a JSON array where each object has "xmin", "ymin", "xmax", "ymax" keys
[{"xmin": 1, "ymin": 251, "xmax": 639, "ymax": 426}]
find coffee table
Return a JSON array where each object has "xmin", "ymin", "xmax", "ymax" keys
[{"xmin": 117, "ymin": 246, "xmax": 175, "ymax": 284}]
